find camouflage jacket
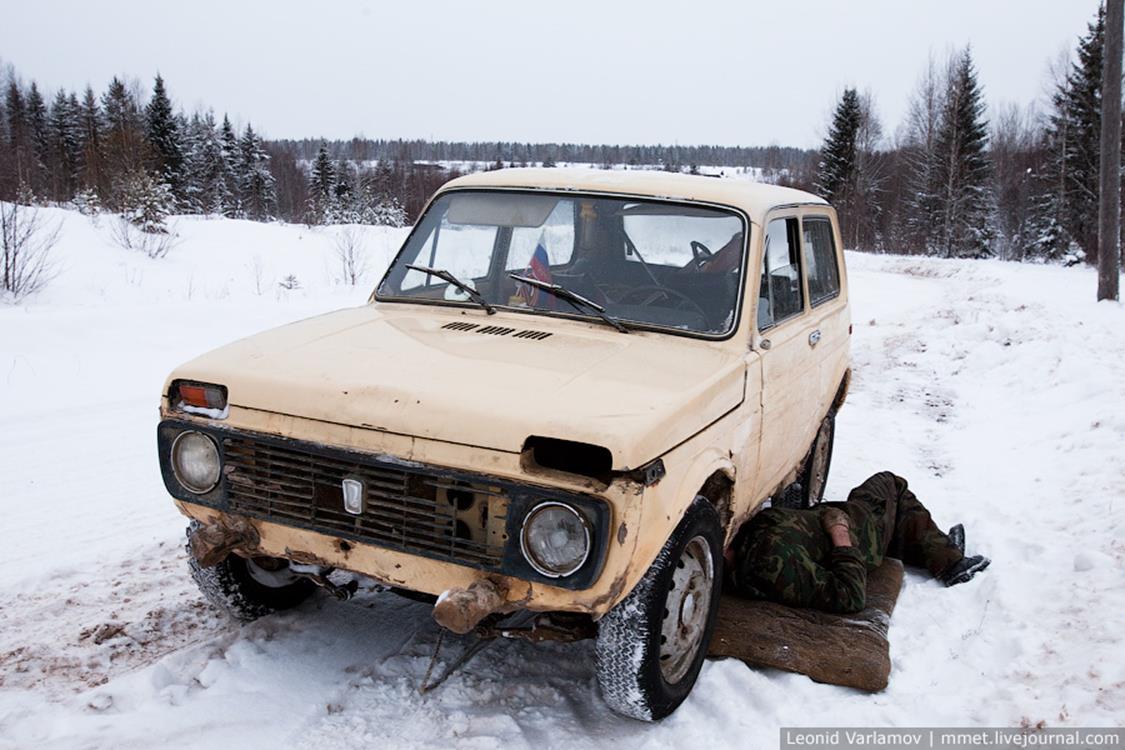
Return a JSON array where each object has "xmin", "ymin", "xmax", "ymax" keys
[{"xmin": 730, "ymin": 501, "xmax": 883, "ymax": 614}]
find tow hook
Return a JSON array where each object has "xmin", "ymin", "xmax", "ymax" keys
[{"xmin": 288, "ymin": 562, "xmax": 359, "ymax": 601}]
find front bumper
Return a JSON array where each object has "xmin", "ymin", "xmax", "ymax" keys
[{"xmin": 159, "ymin": 419, "xmax": 613, "ymax": 594}]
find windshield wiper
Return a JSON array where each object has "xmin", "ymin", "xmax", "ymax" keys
[
  {"xmin": 406, "ymin": 264, "xmax": 495, "ymax": 315},
  {"xmin": 508, "ymin": 273, "xmax": 630, "ymax": 334}
]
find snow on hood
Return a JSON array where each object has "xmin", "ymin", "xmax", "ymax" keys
[{"xmin": 167, "ymin": 304, "xmax": 747, "ymax": 469}]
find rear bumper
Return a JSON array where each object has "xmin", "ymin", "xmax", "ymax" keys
[{"xmin": 160, "ymin": 419, "xmax": 638, "ymax": 615}]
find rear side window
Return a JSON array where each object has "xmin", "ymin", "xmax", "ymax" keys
[
  {"xmin": 803, "ymin": 217, "xmax": 840, "ymax": 306},
  {"xmin": 757, "ymin": 217, "xmax": 804, "ymax": 330}
]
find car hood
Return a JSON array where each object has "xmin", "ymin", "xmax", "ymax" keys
[{"xmin": 166, "ymin": 304, "xmax": 747, "ymax": 469}]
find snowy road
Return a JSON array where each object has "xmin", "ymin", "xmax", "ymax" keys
[{"xmin": 1, "ymin": 211, "xmax": 1123, "ymax": 748}]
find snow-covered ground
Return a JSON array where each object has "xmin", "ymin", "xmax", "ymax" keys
[{"xmin": 1, "ymin": 208, "xmax": 1123, "ymax": 749}]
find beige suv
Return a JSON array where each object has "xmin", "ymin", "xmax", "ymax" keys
[{"xmin": 158, "ymin": 168, "xmax": 850, "ymax": 721}]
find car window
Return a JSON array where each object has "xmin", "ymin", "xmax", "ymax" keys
[
  {"xmin": 802, "ymin": 217, "xmax": 840, "ymax": 306},
  {"xmin": 757, "ymin": 217, "xmax": 804, "ymax": 330},
  {"xmin": 506, "ymin": 200, "xmax": 576, "ymax": 270},
  {"xmin": 622, "ymin": 210, "xmax": 743, "ymax": 269},
  {"xmin": 379, "ymin": 191, "xmax": 747, "ymax": 336},
  {"xmin": 401, "ymin": 216, "xmax": 496, "ymax": 291}
]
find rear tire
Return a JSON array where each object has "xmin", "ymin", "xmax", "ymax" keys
[
  {"xmin": 775, "ymin": 411, "xmax": 836, "ymax": 509},
  {"xmin": 186, "ymin": 523, "xmax": 315, "ymax": 622},
  {"xmin": 595, "ymin": 497, "xmax": 723, "ymax": 721}
]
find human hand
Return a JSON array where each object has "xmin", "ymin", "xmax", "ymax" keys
[{"xmin": 821, "ymin": 508, "xmax": 852, "ymax": 547}]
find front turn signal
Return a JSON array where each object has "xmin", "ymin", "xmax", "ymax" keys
[{"xmin": 170, "ymin": 380, "xmax": 229, "ymax": 418}]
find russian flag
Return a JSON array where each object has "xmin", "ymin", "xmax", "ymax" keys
[{"xmin": 519, "ymin": 235, "xmax": 553, "ymax": 308}]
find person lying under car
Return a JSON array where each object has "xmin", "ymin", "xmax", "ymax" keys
[{"xmin": 727, "ymin": 471, "xmax": 990, "ymax": 613}]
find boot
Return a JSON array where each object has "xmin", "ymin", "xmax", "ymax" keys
[
  {"xmin": 948, "ymin": 524, "xmax": 965, "ymax": 554},
  {"xmin": 940, "ymin": 554, "xmax": 990, "ymax": 586}
]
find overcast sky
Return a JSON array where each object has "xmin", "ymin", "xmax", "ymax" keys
[{"xmin": 0, "ymin": 0, "xmax": 1104, "ymax": 149}]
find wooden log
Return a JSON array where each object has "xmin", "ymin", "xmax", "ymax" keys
[{"xmin": 707, "ymin": 558, "xmax": 904, "ymax": 692}]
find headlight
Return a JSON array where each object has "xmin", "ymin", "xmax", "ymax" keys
[
  {"xmin": 171, "ymin": 431, "xmax": 221, "ymax": 494},
  {"xmin": 520, "ymin": 502, "xmax": 591, "ymax": 578}
]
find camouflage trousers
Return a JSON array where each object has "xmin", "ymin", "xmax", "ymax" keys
[{"xmin": 840, "ymin": 471, "xmax": 963, "ymax": 577}]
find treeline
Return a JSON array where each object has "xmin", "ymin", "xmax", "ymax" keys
[
  {"xmin": 0, "ymin": 5, "xmax": 1118, "ymax": 264},
  {"xmin": 1, "ymin": 74, "xmax": 278, "ymax": 223},
  {"xmin": 272, "ymin": 138, "xmax": 813, "ymax": 174},
  {"xmin": 0, "ymin": 64, "xmax": 809, "ymax": 229},
  {"xmin": 806, "ymin": 5, "xmax": 1120, "ymax": 263},
  {"xmin": 0, "ymin": 71, "xmax": 447, "ymax": 227}
]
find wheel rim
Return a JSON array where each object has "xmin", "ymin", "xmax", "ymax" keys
[
  {"xmin": 659, "ymin": 536, "xmax": 714, "ymax": 684},
  {"xmin": 244, "ymin": 557, "xmax": 301, "ymax": 588},
  {"xmin": 808, "ymin": 419, "xmax": 833, "ymax": 505}
]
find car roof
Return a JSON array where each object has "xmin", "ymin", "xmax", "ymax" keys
[{"xmin": 441, "ymin": 167, "xmax": 828, "ymax": 225}]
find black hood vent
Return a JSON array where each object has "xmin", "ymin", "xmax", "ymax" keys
[{"xmin": 441, "ymin": 322, "xmax": 553, "ymax": 341}]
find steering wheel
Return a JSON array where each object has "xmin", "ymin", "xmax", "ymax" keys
[
  {"xmin": 690, "ymin": 240, "xmax": 714, "ymax": 269},
  {"xmin": 616, "ymin": 285, "xmax": 707, "ymax": 320}
]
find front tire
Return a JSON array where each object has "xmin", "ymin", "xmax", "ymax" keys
[
  {"xmin": 595, "ymin": 497, "xmax": 723, "ymax": 721},
  {"xmin": 186, "ymin": 523, "xmax": 315, "ymax": 622}
]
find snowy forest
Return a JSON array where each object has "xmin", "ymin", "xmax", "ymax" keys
[{"xmin": 0, "ymin": 4, "xmax": 1117, "ymax": 264}]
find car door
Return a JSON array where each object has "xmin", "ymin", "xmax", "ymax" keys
[
  {"xmin": 799, "ymin": 211, "xmax": 850, "ymax": 415},
  {"xmin": 751, "ymin": 214, "xmax": 823, "ymax": 499}
]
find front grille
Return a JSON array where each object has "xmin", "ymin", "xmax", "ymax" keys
[{"xmin": 221, "ymin": 437, "xmax": 509, "ymax": 568}]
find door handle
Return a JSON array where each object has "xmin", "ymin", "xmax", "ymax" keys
[{"xmin": 808, "ymin": 329, "xmax": 822, "ymax": 347}]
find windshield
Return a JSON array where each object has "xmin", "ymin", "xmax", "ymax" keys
[{"xmin": 375, "ymin": 190, "xmax": 747, "ymax": 336}]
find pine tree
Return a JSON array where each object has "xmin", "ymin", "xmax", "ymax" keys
[
  {"xmin": 369, "ymin": 195, "xmax": 406, "ymax": 227},
  {"xmin": 119, "ymin": 170, "xmax": 173, "ymax": 233},
  {"xmin": 1036, "ymin": 5, "xmax": 1108, "ymax": 263},
  {"xmin": 5, "ymin": 81, "xmax": 29, "ymax": 187},
  {"xmin": 144, "ymin": 75, "xmax": 184, "ymax": 204},
  {"xmin": 47, "ymin": 90, "xmax": 83, "ymax": 201},
  {"xmin": 218, "ymin": 115, "xmax": 241, "ymax": 217},
  {"xmin": 930, "ymin": 48, "xmax": 993, "ymax": 258},
  {"xmin": 102, "ymin": 77, "xmax": 145, "ymax": 204},
  {"xmin": 307, "ymin": 144, "xmax": 335, "ymax": 223},
  {"xmin": 815, "ymin": 88, "xmax": 861, "ymax": 203},
  {"xmin": 183, "ymin": 112, "xmax": 232, "ymax": 216},
  {"xmin": 815, "ymin": 88, "xmax": 886, "ymax": 248},
  {"xmin": 78, "ymin": 86, "xmax": 104, "ymax": 196},
  {"xmin": 332, "ymin": 159, "xmax": 364, "ymax": 222},
  {"xmin": 24, "ymin": 83, "xmax": 49, "ymax": 194},
  {"xmin": 237, "ymin": 124, "xmax": 275, "ymax": 220},
  {"xmin": 902, "ymin": 55, "xmax": 946, "ymax": 253}
]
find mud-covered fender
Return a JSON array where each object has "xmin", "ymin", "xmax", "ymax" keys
[
  {"xmin": 669, "ymin": 447, "xmax": 736, "ymax": 526},
  {"xmin": 608, "ymin": 445, "xmax": 735, "ymax": 612}
]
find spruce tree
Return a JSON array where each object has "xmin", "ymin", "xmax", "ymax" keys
[
  {"xmin": 183, "ymin": 112, "xmax": 232, "ymax": 216},
  {"xmin": 78, "ymin": 86, "xmax": 104, "ymax": 196},
  {"xmin": 178, "ymin": 113, "xmax": 204, "ymax": 213},
  {"xmin": 307, "ymin": 144, "xmax": 335, "ymax": 223},
  {"xmin": 237, "ymin": 124, "xmax": 275, "ymax": 220},
  {"xmin": 334, "ymin": 159, "xmax": 354, "ymax": 219},
  {"xmin": 102, "ymin": 77, "xmax": 145, "ymax": 202},
  {"xmin": 5, "ymin": 81, "xmax": 28, "ymax": 186},
  {"xmin": 218, "ymin": 115, "xmax": 241, "ymax": 217},
  {"xmin": 144, "ymin": 75, "xmax": 184, "ymax": 203},
  {"xmin": 47, "ymin": 89, "xmax": 82, "ymax": 200},
  {"xmin": 24, "ymin": 83, "xmax": 49, "ymax": 194},
  {"xmin": 1036, "ymin": 5, "xmax": 1107, "ymax": 263},
  {"xmin": 931, "ymin": 48, "xmax": 993, "ymax": 258},
  {"xmin": 815, "ymin": 88, "xmax": 861, "ymax": 203}
]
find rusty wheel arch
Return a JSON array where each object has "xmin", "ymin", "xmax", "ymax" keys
[
  {"xmin": 832, "ymin": 368, "xmax": 851, "ymax": 412},
  {"xmin": 698, "ymin": 471, "xmax": 735, "ymax": 534}
]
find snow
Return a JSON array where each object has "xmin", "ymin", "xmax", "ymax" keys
[{"xmin": 2, "ymin": 207, "xmax": 1124, "ymax": 748}]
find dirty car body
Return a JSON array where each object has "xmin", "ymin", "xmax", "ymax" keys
[{"xmin": 158, "ymin": 168, "xmax": 851, "ymax": 720}]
